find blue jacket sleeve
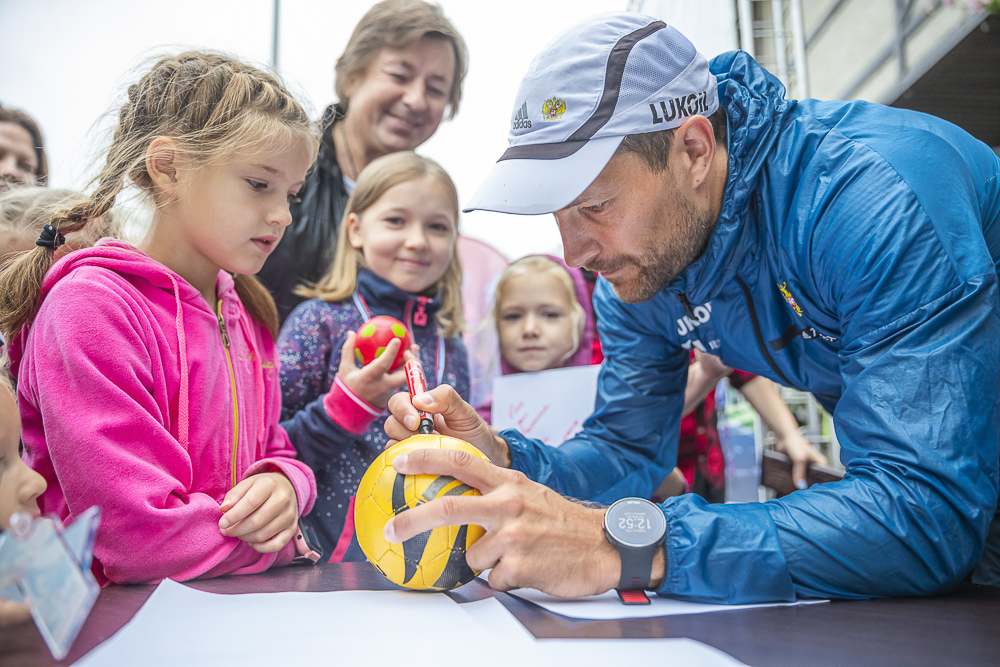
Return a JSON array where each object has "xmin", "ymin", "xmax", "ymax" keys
[
  {"xmin": 505, "ymin": 284, "xmax": 688, "ymax": 504},
  {"xmin": 670, "ymin": 160, "xmax": 999, "ymax": 601},
  {"xmin": 504, "ymin": 284, "xmax": 800, "ymax": 603},
  {"xmin": 754, "ymin": 140, "xmax": 1000, "ymax": 599}
]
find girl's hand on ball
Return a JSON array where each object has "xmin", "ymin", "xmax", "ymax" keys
[
  {"xmin": 337, "ymin": 332, "xmax": 417, "ymax": 409},
  {"xmin": 385, "ymin": 385, "xmax": 511, "ymax": 468},
  {"xmin": 219, "ymin": 472, "xmax": 299, "ymax": 553}
]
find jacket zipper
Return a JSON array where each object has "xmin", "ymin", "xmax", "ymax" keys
[
  {"xmin": 678, "ymin": 293, "xmax": 697, "ymax": 320},
  {"xmin": 216, "ymin": 300, "xmax": 240, "ymax": 488},
  {"xmin": 733, "ymin": 275, "xmax": 800, "ymax": 390}
]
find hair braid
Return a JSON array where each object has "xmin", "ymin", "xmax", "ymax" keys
[
  {"xmin": 0, "ymin": 104, "xmax": 137, "ymax": 342},
  {"xmin": 0, "ymin": 50, "xmax": 317, "ymax": 344}
]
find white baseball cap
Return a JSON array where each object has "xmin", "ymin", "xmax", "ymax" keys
[{"xmin": 464, "ymin": 12, "xmax": 719, "ymax": 216}]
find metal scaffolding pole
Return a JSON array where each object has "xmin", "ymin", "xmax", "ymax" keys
[
  {"xmin": 271, "ymin": 0, "xmax": 281, "ymax": 69},
  {"xmin": 738, "ymin": 0, "xmax": 756, "ymax": 57},
  {"xmin": 770, "ymin": 0, "xmax": 789, "ymax": 87},
  {"xmin": 789, "ymin": 0, "xmax": 809, "ymax": 97}
]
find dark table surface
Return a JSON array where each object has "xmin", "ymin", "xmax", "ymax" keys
[{"xmin": 2, "ymin": 562, "xmax": 998, "ymax": 667}]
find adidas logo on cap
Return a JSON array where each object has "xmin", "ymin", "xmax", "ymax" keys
[{"xmin": 512, "ymin": 101, "xmax": 532, "ymax": 130}]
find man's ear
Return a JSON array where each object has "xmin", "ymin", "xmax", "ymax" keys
[
  {"xmin": 346, "ymin": 212, "xmax": 364, "ymax": 249},
  {"xmin": 145, "ymin": 137, "xmax": 182, "ymax": 198},
  {"xmin": 672, "ymin": 115, "xmax": 716, "ymax": 191}
]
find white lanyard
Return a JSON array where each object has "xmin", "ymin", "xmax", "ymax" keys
[{"xmin": 352, "ymin": 292, "xmax": 445, "ymax": 386}]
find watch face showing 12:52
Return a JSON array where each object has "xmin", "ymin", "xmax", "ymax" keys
[{"xmin": 606, "ymin": 499, "xmax": 667, "ymax": 548}]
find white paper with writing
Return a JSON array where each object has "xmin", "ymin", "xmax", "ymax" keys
[{"xmin": 491, "ymin": 364, "xmax": 602, "ymax": 445}]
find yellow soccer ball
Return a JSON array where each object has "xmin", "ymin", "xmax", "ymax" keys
[{"xmin": 355, "ymin": 434, "xmax": 489, "ymax": 591}]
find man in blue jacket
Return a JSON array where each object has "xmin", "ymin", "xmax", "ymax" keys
[{"xmin": 382, "ymin": 12, "xmax": 1000, "ymax": 602}]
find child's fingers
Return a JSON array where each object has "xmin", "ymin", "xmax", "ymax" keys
[
  {"xmin": 220, "ymin": 476, "xmax": 255, "ymax": 513},
  {"xmin": 366, "ymin": 338, "xmax": 402, "ymax": 375},
  {"xmin": 250, "ymin": 524, "xmax": 298, "ymax": 554},
  {"xmin": 0, "ymin": 598, "xmax": 31, "ymax": 628},
  {"xmin": 219, "ymin": 477, "xmax": 271, "ymax": 531},
  {"xmin": 383, "ymin": 365, "xmax": 409, "ymax": 389},
  {"xmin": 223, "ymin": 473, "xmax": 297, "ymax": 538},
  {"xmin": 337, "ymin": 331, "xmax": 359, "ymax": 375},
  {"xmin": 234, "ymin": 509, "xmax": 294, "ymax": 544}
]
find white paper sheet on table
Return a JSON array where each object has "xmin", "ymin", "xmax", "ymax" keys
[
  {"xmin": 501, "ymin": 584, "xmax": 828, "ymax": 621},
  {"xmin": 74, "ymin": 578, "xmax": 749, "ymax": 667},
  {"xmin": 457, "ymin": 596, "xmax": 748, "ymax": 666}
]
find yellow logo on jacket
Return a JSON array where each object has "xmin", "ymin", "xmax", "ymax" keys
[{"xmin": 778, "ymin": 282, "xmax": 803, "ymax": 317}]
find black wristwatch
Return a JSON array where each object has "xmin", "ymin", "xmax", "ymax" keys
[{"xmin": 603, "ymin": 498, "xmax": 667, "ymax": 590}]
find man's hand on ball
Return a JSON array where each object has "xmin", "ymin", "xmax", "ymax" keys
[
  {"xmin": 337, "ymin": 332, "xmax": 418, "ymax": 409},
  {"xmin": 384, "ymin": 384, "xmax": 511, "ymax": 467},
  {"xmin": 382, "ymin": 448, "xmax": 626, "ymax": 598},
  {"xmin": 219, "ymin": 472, "xmax": 299, "ymax": 553}
]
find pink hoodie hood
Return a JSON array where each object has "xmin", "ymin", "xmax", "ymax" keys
[
  {"xmin": 12, "ymin": 239, "xmax": 315, "ymax": 586},
  {"xmin": 11, "ymin": 241, "xmax": 203, "ymax": 446}
]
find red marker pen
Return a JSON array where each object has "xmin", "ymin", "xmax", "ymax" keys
[{"xmin": 404, "ymin": 359, "xmax": 434, "ymax": 435}]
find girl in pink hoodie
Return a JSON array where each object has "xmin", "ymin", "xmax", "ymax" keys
[{"xmin": 0, "ymin": 52, "xmax": 318, "ymax": 586}]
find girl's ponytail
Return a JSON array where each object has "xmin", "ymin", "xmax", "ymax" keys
[
  {"xmin": 233, "ymin": 274, "xmax": 279, "ymax": 341},
  {"xmin": 0, "ymin": 236, "xmax": 60, "ymax": 343},
  {"xmin": 0, "ymin": 121, "xmax": 132, "ymax": 342},
  {"xmin": 0, "ymin": 51, "xmax": 316, "ymax": 345}
]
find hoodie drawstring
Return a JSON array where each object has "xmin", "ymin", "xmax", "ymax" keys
[{"xmin": 166, "ymin": 274, "xmax": 190, "ymax": 449}]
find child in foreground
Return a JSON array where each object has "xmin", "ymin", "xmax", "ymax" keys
[
  {"xmin": 0, "ymin": 371, "xmax": 46, "ymax": 626},
  {"xmin": 0, "ymin": 52, "xmax": 318, "ymax": 586},
  {"xmin": 279, "ymin": 151, "xmax": 469, "ymax": 562}
]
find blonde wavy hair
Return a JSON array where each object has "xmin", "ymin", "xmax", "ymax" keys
[
  {"xmin": 297, "ymin": 151, "xmax": 463, "ymax": 338},
  {"xmin": 0, "ymin": 51, "xmax": 318, "ymax": 342}
]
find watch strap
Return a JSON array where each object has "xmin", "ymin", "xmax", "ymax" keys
[{"xmin": 617, "ymin": 542, "xmax": 656, "ymax": 590}]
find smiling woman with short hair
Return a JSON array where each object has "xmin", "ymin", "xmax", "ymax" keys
[{"xmin": 258, "ymin": 0, "xmax": 468, "ymax": 324}]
